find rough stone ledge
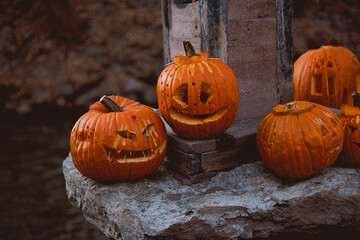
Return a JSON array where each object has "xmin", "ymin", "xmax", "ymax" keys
[{"xmin": 63, "ymin": 154, "xmax": 360, "ymax": 240}]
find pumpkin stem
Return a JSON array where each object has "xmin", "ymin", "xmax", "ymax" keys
[
  {"xmin": 352, "ymin": 92, "xmax": 360, "ymax": 108},
  {"xmin": 183, "ymin": 40, "xmax": 200, "ymax": 57},
  {"xmin": 100, "ymin": 95, "xmax": 124, "ymax": 112}
]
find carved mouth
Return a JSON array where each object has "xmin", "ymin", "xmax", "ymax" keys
[
  {"xmin": 169, "ymin": 107, "xmax": 227, "ymax": 125},
  {"xmin": 326, "ymin": 144, "xmax": 341, "ymax": 154},
  {"xmin": 103, "ymin": 140, "xmax": 166, "ymax": 163}
]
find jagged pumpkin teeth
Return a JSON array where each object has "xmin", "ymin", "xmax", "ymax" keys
[{"xmin": 70, "ymin": 95, "xmax": 168, "ymax": 182}]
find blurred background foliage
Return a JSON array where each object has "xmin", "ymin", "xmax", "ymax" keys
[
  {"xmin": 0, "ymin": 0, "xmax": 163, "ymax": 113},
  {"xmin": 293, "ymin": 0, "xmax": 360, "ymax": 60},
  {"xmin": 0, "ymin": 0, "xmax": 359, "ymax": 113},
  {"xmin": 0, "ymin": 0, "xmax": 359, "ymax": 239}
]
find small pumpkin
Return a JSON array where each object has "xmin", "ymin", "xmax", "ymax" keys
[
  {"xmin": 339, "ymin": 92, "xmax": 360, "ymax": 165},
  {"xmin": 157, "ymin": 40, "xmax": 239, "ymax": 139},
  {"xmin": 294, "ymin": 46, "xmax": 360, "ymax": 108},
  {"xmin": 257, "ymin": 101, "xmax": 343, "ymax": 179},
  {"xmin": 70, "ymin": 95, "xmax": 167, "ymax": 182}
]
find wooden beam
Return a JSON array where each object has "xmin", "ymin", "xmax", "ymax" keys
[
  {"xmin": 276, "ymin": 0, "xmax": 294, "ymax": 104},
  {"xmin": 200, "ymin": 0, "xmax": 227, "ymax": 62},
  {"xmin": 162, "ymin": 0, "xmax": 171, "ymax": 64}
]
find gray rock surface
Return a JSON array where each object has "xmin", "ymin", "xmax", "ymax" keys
[{"xmin": 63, "ymin": 155, "xmax": 360, "ymax": 240}]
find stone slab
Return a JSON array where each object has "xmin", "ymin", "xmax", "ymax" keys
[{"xmin": 63, "ymin": 155, "xmax": 360, "ymax": 240}]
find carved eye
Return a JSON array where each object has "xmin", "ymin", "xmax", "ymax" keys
[
  {"xmin": 321, "ymin": 125, "xmax": 329, "ymax": 136},
  {"xmin": 330, "ymin": 118, "xmax": 338, "ymax": 129},
  {"xmin": 200, "ymin": 82, "xmax": 214, "ymax": 104},
  {"xmin": 349, "ymin": 125, "xmax": 358, "ymax": 133},
  {"xmin": 143, "ymin": 124, "xmax": 155, "ymax": 142},
  {"xmin": 117, "ymin": 130, "xmax": 137, "ymax": 142},
  {"xmin": 173, "ymin": 83, "xmax": 188, "ymax": 107}
]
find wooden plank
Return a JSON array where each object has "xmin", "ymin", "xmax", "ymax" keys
[
  {"xmin": 201, "ymin": 148, "xmax": 245, "ymax": 173},
  {"xmin": 215, "ymin": 133, "xmax": 235, "ymax": 150},
  {"xmin": 162, "ymin": 0, "xmax": 171, "ymax": 64},
  {"xmin": 163, "ymin": 117, "xmax": 261, "ymax": 154},
  {"xmin": 201, "ymin": 133, "xmax": 259, "ymax": 173},
  {"xmin": 276, "ymin": 0, "xmax": 294, "ymax": 104},
  {"xmin": 165, "ymin": 119, "xmax": 261, "ymax": 175},
  {"xmin": 166, "ymin": 147, "xmax": 201, "ymax": 175}
]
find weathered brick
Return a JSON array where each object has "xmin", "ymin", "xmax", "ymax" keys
[
  {"xmin": 227, "ymin": 18, "xmax": 277, "ymax": 64},
  {"xmin": 231, "ymin": 60, "xmax": 277, "ymax": 92},
  {"xmin": 237, "ymin": 89, "xmax": 278, "ymax": 120},
  {"xmin": 228, "ymin": 18, "xmax": 276, "ymax": 46},
  {"xmin": 227, "ymin": 0, "xmax": 276, "ymax": 21}
]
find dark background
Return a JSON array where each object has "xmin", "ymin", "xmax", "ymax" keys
[{"xmin": 0, "ymin": 0, "xmax": 359, "ymax": 239}]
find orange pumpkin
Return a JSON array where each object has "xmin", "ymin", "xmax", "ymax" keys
[
  {"xmin": 157, "ymin": 40, "xmax": 239, "ymax": 139},
  {"xmin": 257, "ymin": 101, "xmax": 344, "ymax": 179},
  {"xmin": 339, "ymin": 92, "xmax": 360, "ymax": 165},
  {"xmin": 70, "ymin": 95, "xmax": 167, "ymax": 182},
  {"xmin": 294, "ymin": 46, "xmax": 360, "ymax": 108}
]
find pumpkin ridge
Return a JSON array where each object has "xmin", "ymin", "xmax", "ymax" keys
[
  {"xmin": 71, "ymin": 112, "xmax": 89, "ymax": 173},
  {"xmin": 283, "ymin": 115, "xmax": 294, "ymax": 178},
  {"xmin": 205, "ymin": 61, "xmax": 221, "ymax": 117},
  {"xmin": 294, "ymin": 115, "xmax": 306, "ymax": 178},
  {"xmin": 297, "ymin": 112, "xmax": 317, "ymax": 176},
  {"xmin": 92, "ymin": 113, "xmax": 108, "ymax": 181},
  {"xmin": 105, "ymin": 113, "xmax": 117, "ymax": 180},
  {"xmin": 70, "ymin": 118, "xmax": 80, "ymax": 171},
  {"xmin": 294, "ymin": 114, "xmax": 310, "ymax": 177},
  {"xmin": 267, "ymin": 114, "xmax": 282, "ymax": 176},
  {"xmin": 288, "ymin": 115, "xmax": 301, "ymax": 178},
  {"xmin": 85, "ymin": 112, "xmax": 101, "ymax": 179},
  {"xmin": 75, "ymin": 112, "xmax": 92, "ymax": 178},
  {"xmin": 164, "ymin": 64, "xmax": 174, "ymax": 121},
  {"xmin": 310, "ymin": 110, "xmax": 330, "ymax": 171}
]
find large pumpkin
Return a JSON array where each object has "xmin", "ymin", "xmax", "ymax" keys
[
  {"xmin": 70, "ymin": 95, "xmax": 167, "ymax": 182},
  {"xmin": 294, "ymin": 46, "xmax": 360, "ymax": 108},
  {"xmin": 339, "ymin": 92, "xmax": 360, "ymax": 165},
  {"xmin": 157, "ymin": 40, "xmax": 239, "ymax": 139},
  {"xmin": 257, "ymin": 101, "xmax": 343, "ymax": 179}
]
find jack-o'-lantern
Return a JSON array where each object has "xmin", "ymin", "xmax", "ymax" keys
[
  {"xmin": 70, "ymin": 95, "xmax": 167, "ymax": 182},
  {"xmin": 257, "ymin": 101, "xmax": 344, "ymax": 179},
  {"xmin": 294, "ymin": 46, "xmax": 360, "ymax": 108},
  {"xmin": 157, "ymin": 40, "xmax": 239, "ymax": 139},
  {"xmin": 339, "ymin": 92, "xmax": 360, "ymax": 165}
]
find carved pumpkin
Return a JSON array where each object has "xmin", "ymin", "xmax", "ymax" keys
[
  {"xmin": 294, "ymin": 46, "xmax": 360, "ymax": 108},
  {"xmin": 339, "ymin": 92, "xmax": 360, "ymax": 165},
  {"xmin": 70, "ymin": 95, "xmax": 167, "ymax": 182},
  {"xmin": 157, "ymin": 40, "xmax": 239, "ymax": 139},
  {"xmin": 257, "ymin": 101, "xmax": 344, "ymax": 179}
]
